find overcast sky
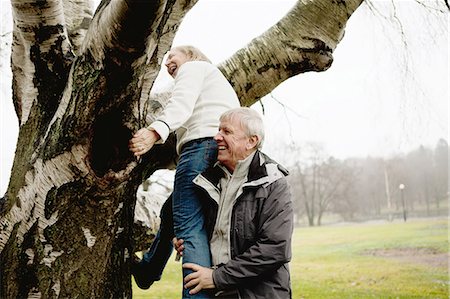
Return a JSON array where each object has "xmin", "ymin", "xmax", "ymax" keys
[
  {"xmin": 165, "ymin": 0, "xmax": 448, "ymax": 162},
  {"xmin": 1, "ymin": 0, "xmax": 448, "ymax": 193}
]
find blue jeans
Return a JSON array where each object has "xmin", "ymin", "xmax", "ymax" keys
[
  {"xmin": 140, "ymin": 138, "xmax": 216, "ymax": 298},
  {"xmin": 173, "ymin": 138, "xmax": 217, "ymax": 298}
]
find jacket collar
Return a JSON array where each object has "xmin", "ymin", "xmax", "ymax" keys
[
  {"xmin": 198, "ymin": 150, "xmax": 288, "ymax": 189},
  {"xmin": 247, "ymin": 150, "xmax": 268, "ymax": 182},
  {"xmin": 193, "ymin": 150, "xmax": 288, "ymax": 204},
  {"xmin": 243, "ymin": 151, "xmax": 289, "ymax": 188}
]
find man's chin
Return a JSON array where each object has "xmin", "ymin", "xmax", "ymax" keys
[{"xmin": 216, "ymin": 154, "xmax": 227, "ymax": 164}]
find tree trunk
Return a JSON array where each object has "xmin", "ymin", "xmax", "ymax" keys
[
  {"xmin": 1, "ymin": 0, "xmax": 363, "ymax": 296},
  {"xmin": 1, "ymin": 0, "xmax": 194, "ymax": 296}
]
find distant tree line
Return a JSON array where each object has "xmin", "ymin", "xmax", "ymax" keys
[{"xmin": 285, "ymin": 139, "xmax": 448, "ymax": 226}]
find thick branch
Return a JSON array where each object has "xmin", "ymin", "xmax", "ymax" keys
[
  {"xmin": 8, "ymin": 0, "xmax": 76, "ymax": 206},
  {"xmin": 11, "ymin": 0, "xmax": 74, "ymax": 125},
  {"xmin": 62, "ymin": 0, "xmax": 94, "ymax": 55},
  {"xmin": 219, "ymin": 0, "xmax": 364, "ymax": 107},
  {"xmin": 82, "ymin": 0, "xmax": 168, "ymax": 65},
  {"xmin": 45, "ymin": 0, "xmax": 198, "ymax": 179}
]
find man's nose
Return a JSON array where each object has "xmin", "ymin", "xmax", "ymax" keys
[{"xmin": 214, "ymin": 132, "xmax": 222, "ymax": 141}]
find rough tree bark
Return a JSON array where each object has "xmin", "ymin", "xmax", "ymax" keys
[{"xmin": 0, "ymin": 0, "xmax": 363, "ymax": 297}]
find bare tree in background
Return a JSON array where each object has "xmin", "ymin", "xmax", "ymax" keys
[
  {"xmin": 315, "ymin": 157, "xmax": 356, "ymax": 226},
  {"xmin": 406, "ymin": 146, "xmax": 434, "ymax": 215},
  {"xmin": 356, "ymin": 158, "xmax": 385, "ymax": 217},
  {"xmin": 288, "ymin": 140, "xmax": 448, "ymax": 225},
  {"xmin": 288, "ymin": 144, "xmax": 356, "ymax": 226},
  {"xmin": 0, "ymin": 0, "xmax": 365, "ymax": 296},
  {"xmin": 432, "ymin": 138, "xmax": 449, "ymax": 208}
]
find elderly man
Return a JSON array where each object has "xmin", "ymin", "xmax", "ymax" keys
[
  {"xmin": 133, "ymin": 107, "xmax": 293, "ymax": 298},
  {"xmin": 178, "ymin": 107, "xmax": 294, "ymax": 298}
]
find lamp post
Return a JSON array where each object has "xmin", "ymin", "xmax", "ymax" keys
[{"xmin": 399, "ymin": 183, "xmax": 406, "ymax": 222}]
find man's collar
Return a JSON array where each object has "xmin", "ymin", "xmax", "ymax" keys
[
  {"xmin": 246, "ymin": 150, "xmax": 268, "ymax": 182},
  {"xmin": 218, "ymin": 151, "xmax": 256, "ymax": 178},
  {"xmin": 201, "ymin": 150, "xmax": 288, "ymax": 188}
]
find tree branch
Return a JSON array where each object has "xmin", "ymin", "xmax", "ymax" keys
[
  {"xmin": 218, "ymin": 0, "xmax": 364, "ymax": 107},
  {"xmin": 83, "ymin": 0, "xmax": 171, "ymax": 64},
  {"xmin": 62, "ymin": 0, "xmax": 94, "ymax": 55},
  {"xmin": 37, "ymin": 1, "xmax": 196, "ymax": 179},
  {"xmin": 11, "ymin": 0, "xmax": 74, "ymax": 125}
]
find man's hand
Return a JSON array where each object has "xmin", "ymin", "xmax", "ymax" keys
[
  {"xmin": 183, "ymin": 263, "xmax": 215, "ymax": 295},
  {"xmin": 129, "ymin": 128, "xmax": 160, "ymax": 157}
]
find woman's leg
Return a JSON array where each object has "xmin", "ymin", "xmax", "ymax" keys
[
  {"xmin": 132, "ymin": 195, "xmax": 174, "ymax": 289},
  {"xmin": 173, "ymin": 138, "xmax": 217, "ymax": 299}
]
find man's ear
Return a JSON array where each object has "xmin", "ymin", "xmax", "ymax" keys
[{"xmin": 246, "ymin": 135, "xmax": 259, "ymax": 150}]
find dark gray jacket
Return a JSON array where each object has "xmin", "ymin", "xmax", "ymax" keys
[{"xmin": 193, "ymin": 151, "xmax": 293, "ymax": 299}]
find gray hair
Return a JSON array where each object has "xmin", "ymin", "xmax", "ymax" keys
[
  {"xmin": 220, "ymin": 107, "xmax": 265, "ymax": 149},
  {"xmin": 172, "ymin": 45, "xmax": 211, "ymax": 63}
]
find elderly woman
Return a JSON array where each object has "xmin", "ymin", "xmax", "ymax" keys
[{"xmin": 129, "ymin": 45, "xmax": 240, "ymax": 298}]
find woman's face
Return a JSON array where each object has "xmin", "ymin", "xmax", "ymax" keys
[{"xmin": 164, "ymin": 49, "xmax": 189, "ymax": 78}]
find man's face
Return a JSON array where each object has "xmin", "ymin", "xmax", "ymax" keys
[
  {"xmin": 164, "ymin": 49, "xmax": 189, "ymax": 78},
  {"xmin": 214, "ymin": 117, "xmax": 251, "ymax": 172}
]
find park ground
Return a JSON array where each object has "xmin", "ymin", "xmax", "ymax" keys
[{"xmin": 133, "ymin": 217, "xmax": 449, "ymax": 299}]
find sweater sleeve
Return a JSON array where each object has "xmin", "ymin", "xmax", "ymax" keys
[
  {"xmin": 149, "ymin": 62, "xmax": 206, "ymax": 142},
  {"xmin": 212, "ymin": 178, "xmax": 294, "ymax": 290}
]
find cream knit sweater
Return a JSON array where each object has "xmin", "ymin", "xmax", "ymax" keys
[{"xmin": 149, "ymin": 61, "xmax": 240, "ymax": 154}]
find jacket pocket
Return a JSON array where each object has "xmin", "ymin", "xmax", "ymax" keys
[{"xmin": 235, "ymin": 196, "xmax": 258, "ymax": 242}]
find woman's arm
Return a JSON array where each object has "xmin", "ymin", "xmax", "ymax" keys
[{"xmin": 149, "ymin": 61, "xmax": 207, "ymax": 143}]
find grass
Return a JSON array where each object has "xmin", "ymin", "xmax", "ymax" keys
[{"xmin": 133, "ymin": 218, "xmax": 449, "ymax": 298}]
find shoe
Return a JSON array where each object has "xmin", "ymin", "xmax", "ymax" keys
[{"xmin": 131, "ymin": 256, "xmax": 155, "ymax": 290}]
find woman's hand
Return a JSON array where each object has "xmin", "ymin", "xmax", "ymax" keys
[
  {"xmin": 173, "ymin": 237, "xmax": 184, "ymax": 261},
  {"xmin": 129, "ymin": 128, "xmax": 160, "ymax": 157}
]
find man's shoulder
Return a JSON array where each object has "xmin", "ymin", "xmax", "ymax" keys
[
  {"xmin": 256, "ymin": 151, "xmax": 289, "ymax": 177},
  {"xmin": 244, "ymin": 151, "xmax": 289, "ymax": 188}
]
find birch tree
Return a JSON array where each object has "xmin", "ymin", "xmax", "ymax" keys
[{"xmin": 0, "ymin": 0, "xmax": 364, "ymax": 297}]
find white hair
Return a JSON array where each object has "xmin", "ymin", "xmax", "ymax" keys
[
  {"xmin": 172, "ymin": 45, "xmax": 211, "ymax": 63},
  {"xmin": 219, "ymin": 107, "xmax": 265, "ymax": 149}
]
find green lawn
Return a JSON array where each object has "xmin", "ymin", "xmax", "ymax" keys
[{"xmin": 133, "ymin": 218, "xmax": 449, "ymax": 298}]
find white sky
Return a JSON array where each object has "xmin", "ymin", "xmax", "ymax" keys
[{"xmin": 0, "ymin": 0, "xmax": 448, "ymax": 193}]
